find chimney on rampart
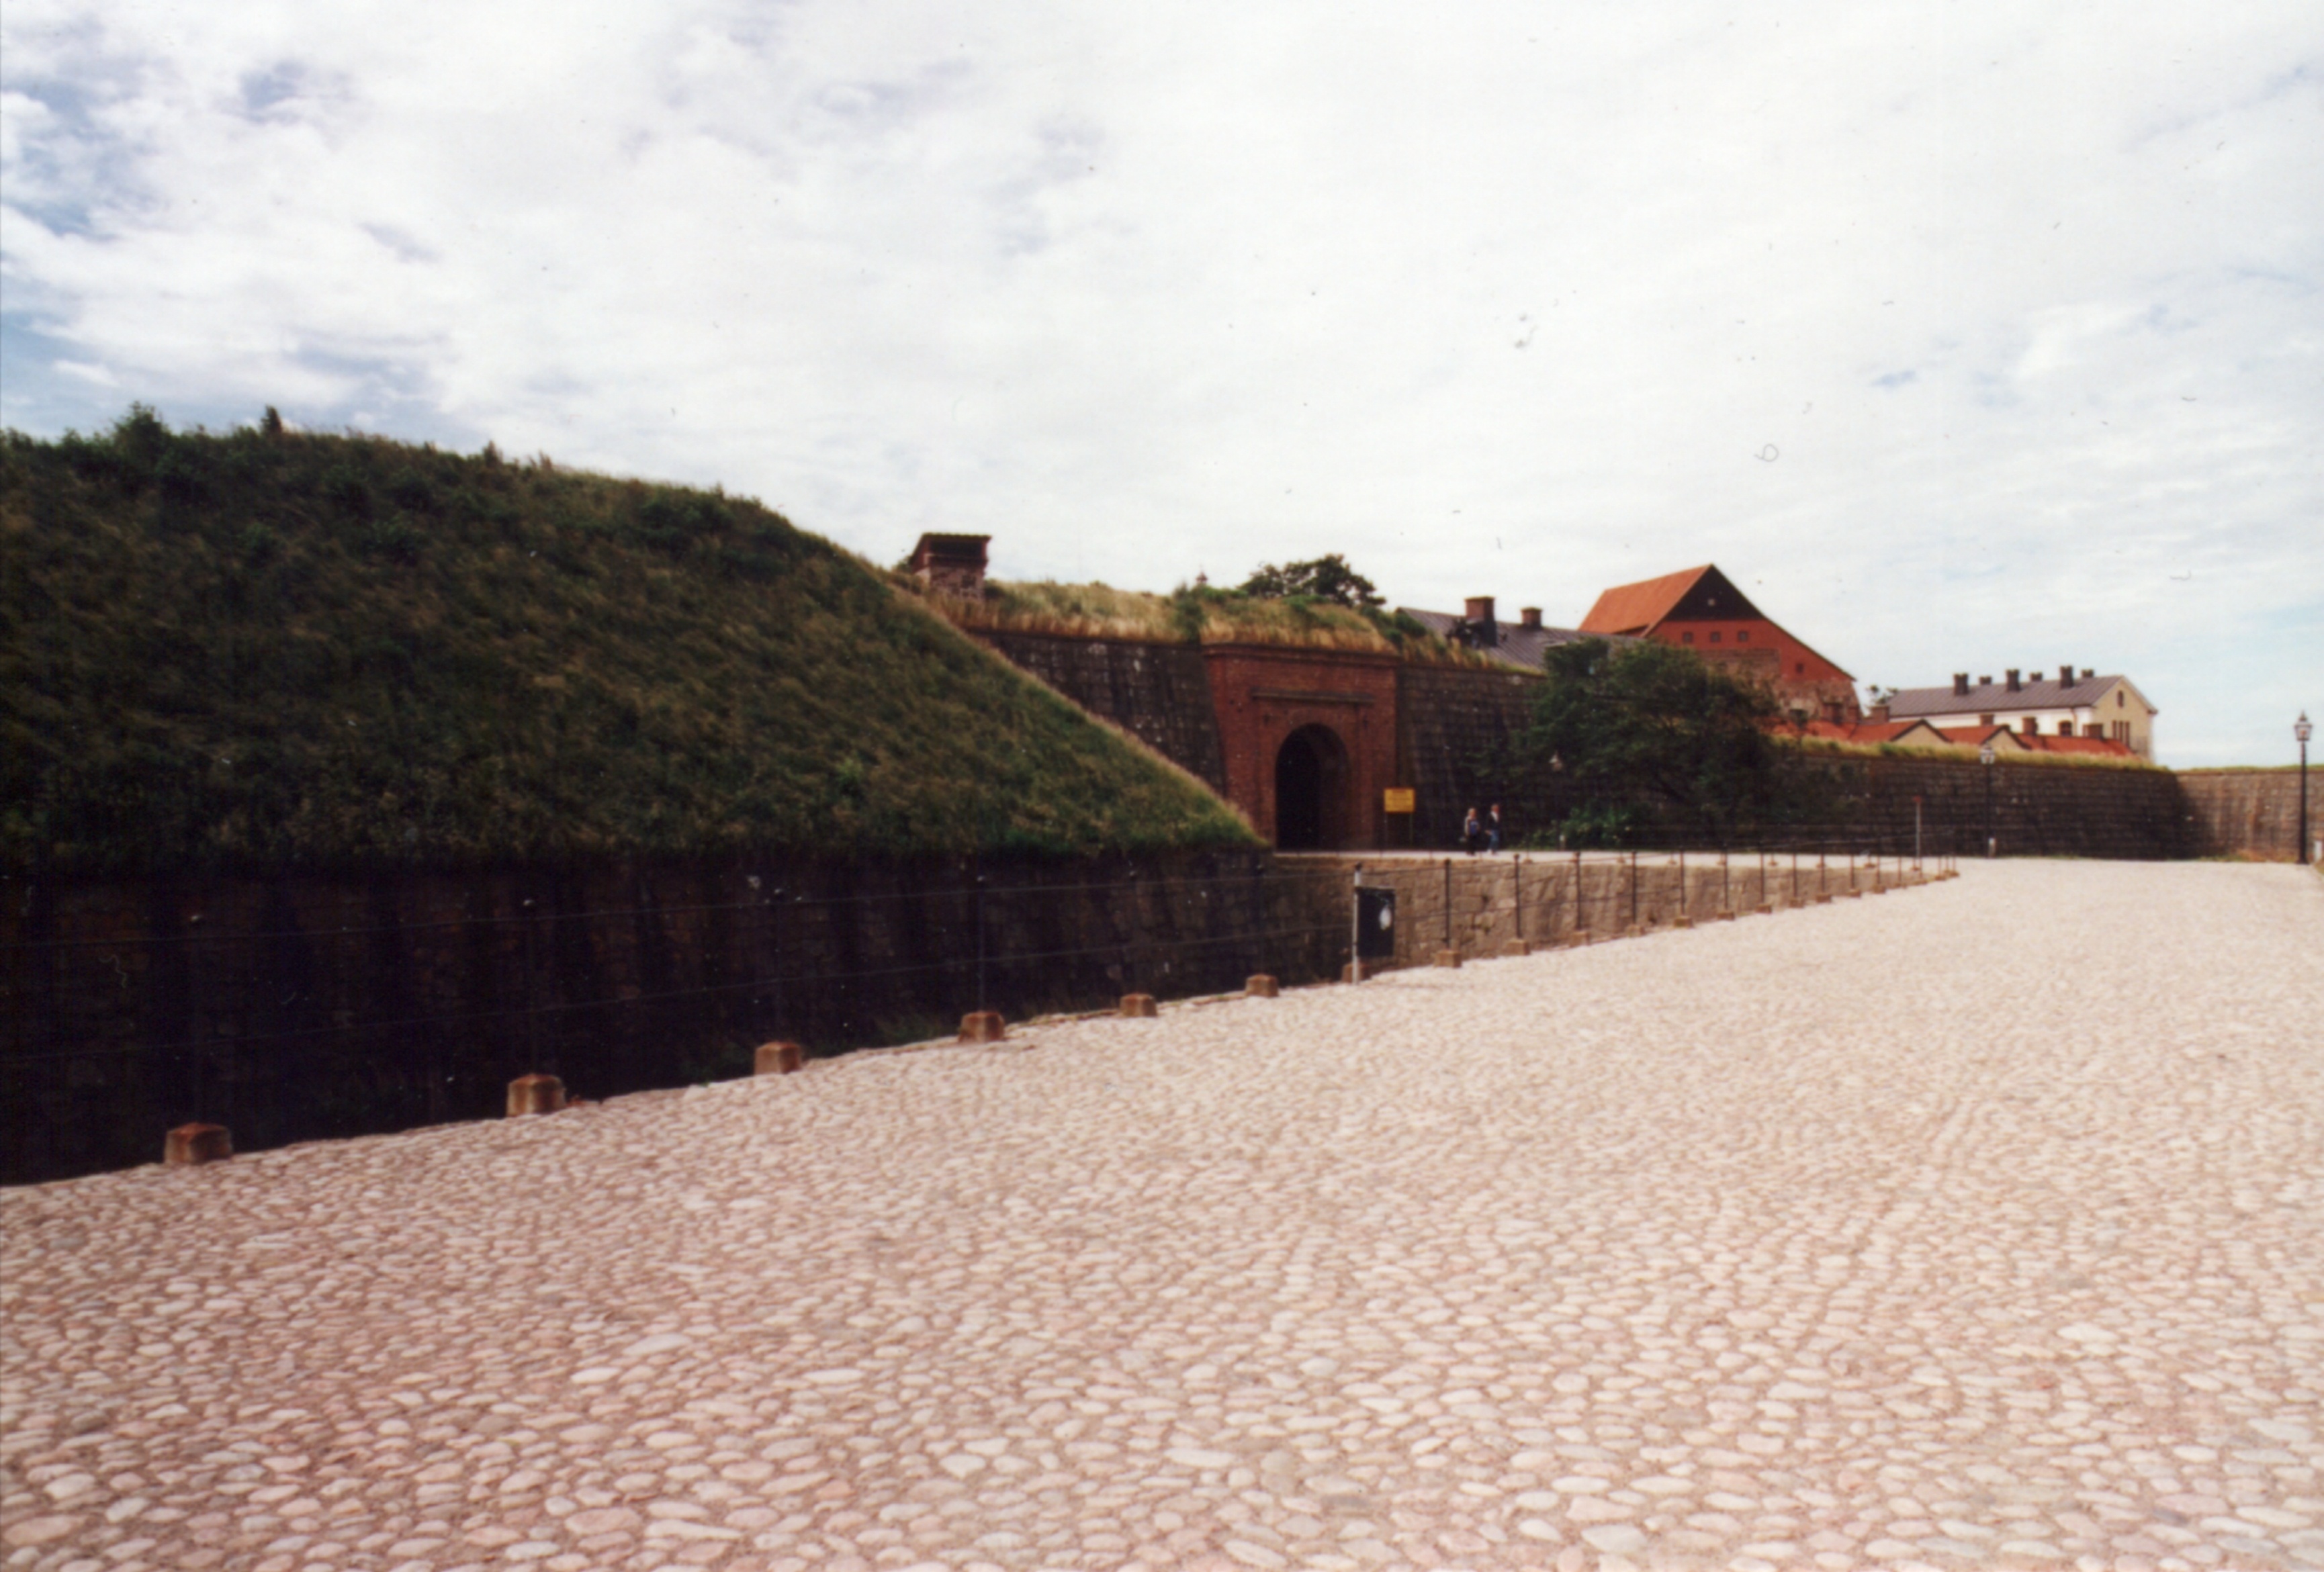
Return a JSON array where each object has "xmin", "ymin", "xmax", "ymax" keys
[
  {"xmin": 1464, "ymin": 596, "xmax": 1498, "ymax": 646},
  {"xmin": 908, "ymin": 533, "xmax": 991, "ymax": 600}
]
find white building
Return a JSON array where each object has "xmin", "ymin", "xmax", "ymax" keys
[{"xmin": 1885, "ymin": 669, "xmax": 2158, "ymax": 759}]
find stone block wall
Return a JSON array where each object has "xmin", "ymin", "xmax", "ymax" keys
[
  {"xmin": 970, "ymin": 631, "xmax": 1229, "ymax": 794},
  {"xmin": 1296, "ymin": 851, "xmax": 1914, "ymax": 970},
  {"xmin": 2177, "ymin": 768, "xmax": 2315, "ymax": 862},
  {"xmin": 0, "ymin": 851, "xmax": 1344, "ymax": 1184},
  {"xmin": 1774, "ymin": 753, "xmax": 2194, "ymax": 861},
  {"xmin": 1395, "ymin": 665, "xmax": 1546, "ymax": 849}
]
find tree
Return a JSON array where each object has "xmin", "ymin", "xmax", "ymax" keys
[
  {"xmin": 1522, "ymin": 637, "xmax": 1785, "ymax": 845},
  {"xmin": 1239, "ymin": 553, "xmax": 1382, "ymax": 608}
]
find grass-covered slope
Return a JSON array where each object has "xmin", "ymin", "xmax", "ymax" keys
[{"xmin": 1, "ymin": 409, "xmax": 1255, "ymax": 873}]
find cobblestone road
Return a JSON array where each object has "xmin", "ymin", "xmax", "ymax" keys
[{"xmin": 5, "ymin": 862, "xmax": 2321, "ymax": 1572}]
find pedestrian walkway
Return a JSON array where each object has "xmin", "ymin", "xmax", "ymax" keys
[{"xmin": 3, "ymin": 862, "xmax": 2321, "ymax": 1571}]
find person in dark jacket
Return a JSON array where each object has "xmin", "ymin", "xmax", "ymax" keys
[{"xmin": 1462, "ymin": 807, "xmax": 1482, "ymax": 855}]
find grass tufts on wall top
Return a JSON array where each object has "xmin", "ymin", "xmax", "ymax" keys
[
  {"xmin": 918, "ymin": 577, "xmax": 1492, "ymax": 664},
  {"xmin": 1, "ymin": 408, "xmax": 1258, "ymax": 873}
]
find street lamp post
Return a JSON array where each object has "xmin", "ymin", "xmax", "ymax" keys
[
  {"xmin": 1979, "ymin": 742, "xmax": 1998, "ymax": 858},
  {"xmin": 2298, "ymin": 712, "xmax": 2313, "ymax": 865}
]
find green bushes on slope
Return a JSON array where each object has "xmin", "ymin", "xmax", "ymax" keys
[{"xmin": 1, "ymin": 408, "xmax": 1255, "ymax": 872}]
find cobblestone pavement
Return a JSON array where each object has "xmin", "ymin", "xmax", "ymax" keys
[{"xmin": 5, "ymin": 861, "xmax": 2321, "ymax": 1572}]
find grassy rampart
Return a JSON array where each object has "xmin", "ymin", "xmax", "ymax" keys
[{"xmin": 1, "ymin": 410, "xmax": 1255, "ymax": 873}]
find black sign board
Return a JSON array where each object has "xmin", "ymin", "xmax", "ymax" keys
[{"xmin": 1356, "ymin": 886, "xmax": 1398, "ymax": 960}]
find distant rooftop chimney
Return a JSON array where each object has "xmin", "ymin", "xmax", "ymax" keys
[
  {"xmin": 2006, "ymin": 669, "xmax": 2022, "ymax": 692},
  {"xmin": 1979, "ymin": 675, "xmax": 1994, "ymax": 686},
  {"xmin": 2081, "ymin": 667, "xmax": 2094, "ymax": 682},
  {"xmin": 1871, "ymin": 702, "xmax": 1891, "ymax": 723},
  {"xmin": 1519, "ymin": 606, "xmax": 1541, "ymax": 631},
  {"xmin": 908, "ymin": 533, "xmax": 991, "ymax": 600},
  {"xmin": 1464, "ymin": 596, "xmax": 1498, "ymax": 647},
  {"xmin": 1953, "ymin": 673, "xmax": 1970, "ymax": 696}
]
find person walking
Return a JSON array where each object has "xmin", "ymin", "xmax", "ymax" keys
[
  {"xmin": 1462, "ymin": 807, "xmax": 1482, "ymax": 856},
  {"xmin": 1486, "ymin": 803, "xmax": 1505, "ymax": 854}
]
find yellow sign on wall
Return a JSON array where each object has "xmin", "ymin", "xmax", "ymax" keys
[{"xmin": 1382, "ymin": 788, "xmax": 1416, "ymax": 815}]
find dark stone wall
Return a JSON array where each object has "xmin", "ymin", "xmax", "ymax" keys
[
  {"xmin": 2177, "ymin": 768, "xmax": 2315, "ymax": 861},
  {"xmin": 972, "ymin": 632, "xmax": 1229, "ymax": 794},
  {"xmin": 1396, "ymin": 665, "xmax": 1546, "ymax": 849},
  {"xmin": 0, "ymin": 852, "xmax": 1344, "ymax": 1185},
  {"xmin": 1775, "ymin": 753, "xmax": 2195, "ymax": 861}
]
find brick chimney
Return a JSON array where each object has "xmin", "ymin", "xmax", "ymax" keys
[
  {"xmin": 1464, "ymin": 596, "xmax": 1497, "ymax": 647},
  {"xmin": 908, "ymin": 533, "xmax": 991, "ymax": 600},
  {"xmin": 1871, "ymin": 702, "xmax": 1891, "ymax": 723},
  {"xmin": 1953, "ymin": 673, "xmax": 1970, "ymax": 696},
  {"xmin": 1519, "ymin": 606, "xmax": 1541, "ymax": 630},
  {"xmin": 2006, "ymin": 668, "xmax": 2022, "ymax": 692}
]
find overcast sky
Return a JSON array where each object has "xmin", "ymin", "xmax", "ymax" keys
[{"xmin": 5, "ymin": 2, "xmax": 2318, "ymax": 766}]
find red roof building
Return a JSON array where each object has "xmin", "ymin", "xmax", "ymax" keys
[{"xmin": 1580, "ymin": 564, "xmax": 1859, "ymax": 721}]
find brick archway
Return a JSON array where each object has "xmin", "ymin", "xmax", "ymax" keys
[{"xmin": 1273, "ymin": 723, "xmax": 1349, "ymax": 849}]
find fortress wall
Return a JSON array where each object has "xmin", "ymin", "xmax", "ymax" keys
[
  {"xmin": 1395, "ymin": 665, "xmax": 1547, "ymax": 848},
  {"xmin": 2176, "ymin": 768, "xmax": 2315, "ymax": 862},
  {"xmin": 0, "ymin": 851, "xmax": 1343, "ymax": 1185},
  {"xmin": 970, "ymin": 631, "xmax": 1229, "ymax": 794}
]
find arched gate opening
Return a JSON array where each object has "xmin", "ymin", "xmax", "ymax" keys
[{"xmin": 1273, "ymin": 724, "xmax": 1350, "ymax": 849}]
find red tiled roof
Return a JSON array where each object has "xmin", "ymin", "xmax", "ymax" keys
[
  {"xmin": 1781, "ymin": 720, "xmax": 1943, "ymax": 745},
  {"xmin": 1578, "ymin": 565, "xmax": 1713, "ymax": 635}
]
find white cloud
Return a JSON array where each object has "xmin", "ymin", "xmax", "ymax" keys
[{"xmin": 3, "ymin": 0, "xmax": 2319, "ymax": 764}]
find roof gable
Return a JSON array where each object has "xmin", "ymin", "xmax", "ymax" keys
[{"xmin": 1578, "ymin": 565, "xmax": 1714, "ymax": 635}]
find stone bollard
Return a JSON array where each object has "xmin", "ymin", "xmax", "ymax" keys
[
  {"xmin": 1754, "ymin": 903, "xmax": 1773, "ymax": 916},
  {"xmin": 958, "ymin": 1011, "xmax": 1007, "ymax": 1044},
  {"xmin": 1119, "ymin": 993, "xmax": 1157, "ymax": 1018},
  {"xmin": 1846, "ymin": 889, "xmax": 1864, "ymax": 900},
  {"xmin": 1434, "ymin": 949, "xmax": 1462, "ymax": 968},
  {"xmin": 165, "ymin": 1122, "xmax": 232, "ymax": 1166},
  {"xmin": 1623, "ymin": 924, "xmax": 1643, "ymax": 940},
  {"xmin": 1502, "ymin": 938, "xmax": 1531, "ymax": 958},
  {"xmin": 1567, "ymin": 930, "xmax": 1591, "ymax": 947},
  {"xmin": 506, "ymin": 1073, "xmax": 566, "ymax": 1117},
  {"xmin": 1672, "ymin": 915, "xmax": 1693, "ymax": 929},
  {"xmin": 1815, "ymin": 893, "xmax": 1832, "ymax": 905},
  {"xmin": 1715, "ymin": 909, "xmax": 1735, "ymax": 922},
  {"xmin": 754, "ymin": 1040, "xmax": 806, "ymax": 1076},
  {"xmin": 1245, "ymin": 974, "xmax": 1280, "ymax": 998}
]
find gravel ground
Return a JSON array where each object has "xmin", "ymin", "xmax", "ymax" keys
[{"xmin": 4, "ymin": 860, "xmax": 2321, "ymax": 1572}]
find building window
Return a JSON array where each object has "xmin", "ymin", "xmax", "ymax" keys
[
  {"xmin": 2116, "ymin": 692, "xmax": 2125, "ymax": 707},
  {"xmin": 1681, "ymin": 631, "xmax": 1694, "ymax": 644},
  {"xmin": 1979, "ymin": 714, "xmax": 1995, "ymax": 726},
  {"xmin": 2022, "ymin": 718, "xmax": 2038, "ymax": 735},
  {"xmin": 2058, "ymin": 720, "xmax": 2073, "ymax": 735},
  {"xmin": 1736, "ymin": 629, "xmax": 1750, "ymax": 643},
  {"xmin": 1709, "ymin": 631, "xmax": 1722, "ymax": 644},
  {"xmin": 1794, "ymin": 662, "xmax": 1804, "ymax": 676},
  {"xmin": 2086, "ymin": 724, "xmax": 2102, "ymax": 738}
]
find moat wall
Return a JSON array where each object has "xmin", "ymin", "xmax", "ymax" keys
[{"xmin": 1, "ymin": 852, "xmax": 1343, "ymax": 1185}]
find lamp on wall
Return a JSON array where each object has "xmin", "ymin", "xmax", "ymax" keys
[
  {"xmin": 1979, "ymin": 741, "xmax": 1998, "ymax": 859},
  {"xmin": 2298, "ymin": 711, "xmax": 2313, "ymax": 865}
]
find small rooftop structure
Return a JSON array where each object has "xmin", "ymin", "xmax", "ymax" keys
[{"xmin": 908, "ymin": 533, "xmax": 991, "ymax": 600}]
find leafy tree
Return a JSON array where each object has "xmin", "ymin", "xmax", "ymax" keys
[
  {"xmin": 1239, "ymin": 553, "xmax": 1382, "ymax": 608},
  {"xmin": 1522, "ymin": 637, "xmax": 1785, "ymax": 844}
]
